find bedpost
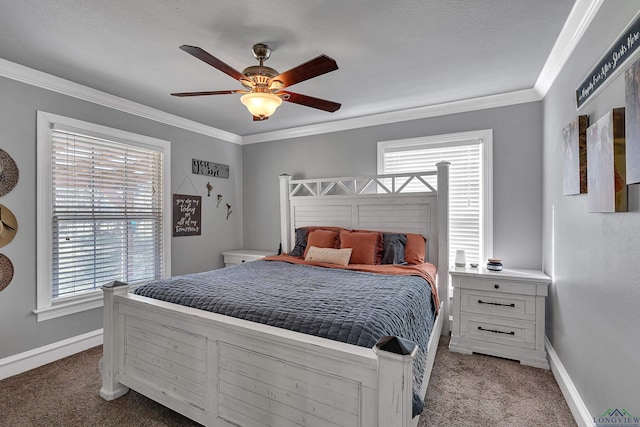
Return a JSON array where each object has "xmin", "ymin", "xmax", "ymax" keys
[
  {"xmin": 100, "ymin": 281, "xmax": 130, "ymax": 401},
  {"xmin": 374, "ymin": 336, "xmax": 417, "ymax": 427},
  {"xmin": 436, "ymin": 161, "xmax": 450, "ymax": 336},
  {"xmin": 279, "ymin": 174, "xmax": 292, "ymax": 253}
]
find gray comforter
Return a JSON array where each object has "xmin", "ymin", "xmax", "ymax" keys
[{"xmin": 134, "ymin": 259, "xmax": 436, "ymax": 416}]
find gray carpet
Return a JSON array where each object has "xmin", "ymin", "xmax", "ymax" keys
[
  {"xmin": 0, "ymin": 337, "xmax": 576, "ymax": 426},
  {"xmin": 422, "ymin": 338, "xmax": 576, "ymax": 426}
]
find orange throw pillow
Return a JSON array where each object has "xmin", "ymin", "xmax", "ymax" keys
[
  {"xmin": 339, "ymin": 230, "xmax": 379, "ymax": 264},
  {"xmin": 405, "ymin": 233, "xmax": 426, "ymax": 264},
  {"xmin": 304, "ymin": 229, "xmax": 340, "ymax": 257}
]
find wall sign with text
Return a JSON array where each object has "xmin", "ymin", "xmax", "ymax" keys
[
  {"xmin": 173, "ymin": 194, "xmax": 201, "ymax": 237},
  {"xmin": 577, "ymin": 13, "xmax": 640, "ymax": 109},
  {"xmin": 192, "ymin": 158, "xmax": 229, "ymax": 179}
]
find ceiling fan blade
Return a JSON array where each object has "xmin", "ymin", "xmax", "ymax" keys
[
  {"xmin": 273, "ymin": 55, "xmax": 338, "ymax": 88},
  {"xmin": 171, "ymin": 90, "xmax": 240, "ymax": 97},
  {"xmin": 281, "ymin": 91, "xmax": 341, "ymax": 112},
  {"xmin": 253, "ymin": 115, "xmax": 269, "ymax": 121},
  {"xmin": 179, "ymin": 45, "xmax": 246, "ymax": 81}
]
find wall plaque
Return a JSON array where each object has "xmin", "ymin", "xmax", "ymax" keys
[
  {"xmin": 173, "ymin": 194, "xmax": 201, "ymax": 237},
  {"xmin": 192, "ymin": 158, "xmax": 229, "ymax": 178},
  {"xmin": 577, "ymin": 13, "xmax": 640, "ymax": 109}
]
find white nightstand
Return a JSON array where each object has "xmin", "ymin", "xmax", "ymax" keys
[
  {"xmin": 449, "ymin": 267, "xmax": 550, "ymax": 369},
  {"xmin": 222, "ymin": 249, "xmax": 277, "ymax": 267}
]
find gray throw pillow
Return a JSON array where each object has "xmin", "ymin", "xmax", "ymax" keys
[
  {"xmin": 288, "ymin": 227, "xmax": 309, "ymax": 257},
  {"xmin": 381, "ymin": 233, "xmax": 407, "ymax": 264}
]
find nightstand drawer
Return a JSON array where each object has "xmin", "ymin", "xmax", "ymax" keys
[
  {"xmin": 460, "ymin": 289, "xmax": 536, "ymax": 321},
  {"xmin": 458, "ymin": 277, "xmax": 538, "ymax": 296},
  {"xmin": 223, "ymin": 254, "xmax": 253, "ymax": 266},
  {"xmin": 222, "ymin": 250, "xmax": 277, "ymax": 267},
  {"xmin": 459, "ymin": 313, "xmax": 536, "ymax": 349}
]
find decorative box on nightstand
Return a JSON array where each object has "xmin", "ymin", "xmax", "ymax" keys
[
  {"xmin": 222, "ymin": 249, "xmax": 277, "ymax": 267},
  {"xmin": 449, "ymin": 267, "xmax": 550, "ymax": 369}
]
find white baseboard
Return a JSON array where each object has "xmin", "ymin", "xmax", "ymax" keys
[
  {"xmin": 0, "ymin": 329, "xmax": 103, "ymax": 380},
  {"xmin": 545, "ymin": 336, "xmax": 593, "ymax": 427}
]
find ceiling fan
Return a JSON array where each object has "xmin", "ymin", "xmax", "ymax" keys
[{"xmin": 171, "ymin": 43, "xmax": 341, "ymax": 121}]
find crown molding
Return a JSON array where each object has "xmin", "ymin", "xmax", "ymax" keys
[
  {"xmin": 534, "ymin": 0, "xmax": 604, "ymax": 98},
  {"xmin": 0, "ymin": 58, "xmax": 242, "ymax": 145},
  {"xmin": 1, "ymin": 56, "xmax": 539, "ymax": 145},
  {"xmin": 242, "ymin": 89, "xmax": 541, "ymax": 144}
]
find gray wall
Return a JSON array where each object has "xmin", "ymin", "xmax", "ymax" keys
[
  {"xmin": 542, "ymin": 0, "xmax": 640, "ymax": 416},
  {"xmin": 0, "ymin": 76, "xmax": 242, "ymax": 359},
  {"xmin": 243, "ymin": 101, "xmax": 544, "ymax": 269}
]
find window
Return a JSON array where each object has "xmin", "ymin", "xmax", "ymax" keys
[
  {"xmin": 35, "ymin": 112, "xmax": 171, "ymax": 321},
  {"xmin": 378, "ymin": 130, "xmax": 493, "ymax": 268}
]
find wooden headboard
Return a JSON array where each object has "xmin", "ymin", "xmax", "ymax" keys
[{"xmin": 279, "ymin": 162, "xmax": 450, "ymax": 335}]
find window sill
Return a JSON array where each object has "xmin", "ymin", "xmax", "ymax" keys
[
  {"xmin": 33, "ymin": 292, "xmax": 104, "ymax": 322},
  {"xmin": 33, "ymin": 284, "xmax": 142, "ymax": 322}
]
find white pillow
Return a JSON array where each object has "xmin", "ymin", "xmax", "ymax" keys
[{"xmin": 304, "ymin": 246, "xmax": 352, "ymax": 266}]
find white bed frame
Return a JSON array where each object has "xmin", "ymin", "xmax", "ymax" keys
[{"xmin": 101, "ymin": 162, "xmax": 450, "ymax": 427}]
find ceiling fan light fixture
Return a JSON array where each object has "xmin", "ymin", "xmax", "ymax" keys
[
  {"xmin": 240, "ymin": 92, "xmax": 283, "ymax": 118},
  {"xmin": 174, "ymin": 44, "xmax": 341, "ymax": 120}
]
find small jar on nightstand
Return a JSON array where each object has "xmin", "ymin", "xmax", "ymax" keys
[
  {"xmin": 222, "ymin": 249, "xmax": 277, "ymax": 267},
  {"xmin": 449, "ymin": 266, "xmax": 551, "ymax": 369}
]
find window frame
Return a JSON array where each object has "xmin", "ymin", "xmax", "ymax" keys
[
  {"xmin": 35, "ymin": 111, "xmax": 171, "ymax": 322},
  {"xmin": 377, "ymin": 129, "xmax": 493, "ymax": 266}
]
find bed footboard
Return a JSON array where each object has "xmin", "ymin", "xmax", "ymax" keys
[
  {"xmin": 101, "ymin": 284, "xmax": 424, "ymax": 427},
  {"xmin": 100, "ymin": 282, "xmax": 130, "ymax": 401}
]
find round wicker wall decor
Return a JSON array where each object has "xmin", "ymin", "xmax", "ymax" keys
[
  {"xmin": 0, "ymin": 149, "xmax": 19, "ymax": 197},
  {"xmin": 0, "ymin": 204, "xmax": 17, "ymax": 248},
  {"xmin": 0, "ymin": 254, "xmax": 14, "ymax": 292}
]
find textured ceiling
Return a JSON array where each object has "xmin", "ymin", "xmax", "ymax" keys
[{"xmin": 0, "ymin": 0, "xmax": 575, "ymax": 137}]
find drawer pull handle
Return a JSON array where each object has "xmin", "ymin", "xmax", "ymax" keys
[
  {"xmin": 241, "ymin": 260, "xmax": 245, "ymax": 263},
  {"xmin": 494, "ymin": 284, "xmax": 500, "ymax": 289},
  {"xmin": 478, "ymin": 326, "xmax": 515, "ymax": 335},
  {"xmin": 478, "ymin": 299, "xmax": 515, "ymax": 308}
]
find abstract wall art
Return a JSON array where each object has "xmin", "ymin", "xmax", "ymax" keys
[
  {"xmin": 587, "ymin": 108, "xmax": 627, "ymax": 212},
  {"xmin": 562, "ymin": 115, "xmax": 589, "ymax": 195},
  {"xmin": 626, "ymin": 57, "xmax": 640, "ymax": 184}
]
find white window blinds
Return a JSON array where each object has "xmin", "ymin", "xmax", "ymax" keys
[
  {"xmin": 381, "ymin": 138, "xmax": 486, "ymax": 267},
  {"xmin": 50, "ymin": 129, "xmax": 164, "ymax": 299}
]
